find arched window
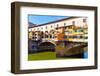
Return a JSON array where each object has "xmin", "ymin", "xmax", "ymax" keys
[{"xmin": 57, "ymin": 24, "xmax": 59, "ymax": 28}]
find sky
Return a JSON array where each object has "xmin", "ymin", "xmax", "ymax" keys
[{"xmin": 28, "ymin": 15, "xmax": 69, "ymax": 25}]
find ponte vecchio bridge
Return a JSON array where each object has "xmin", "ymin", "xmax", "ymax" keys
[{"xmin": 28, "ymin": 17, "xmax": 88, "ymax": 57}]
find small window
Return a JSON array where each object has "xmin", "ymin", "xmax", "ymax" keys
[
  {"xmin": 84, "ymin": 36, "xmax": 88, "ymax": 39},
  {"xmin": 57, "ymin": 24, "xmax": 59, "ymax": 27},
  {"xmin": 50, "ymin": 35, "xmax": 52, "ymax": 38},
  {"xmin": 46, "ymin": 26, "xmax": 47, "ymax": 29},
  {"xmin": 64, "ymin": 23, "xmax": 66, "ymax": 26},
  {"xmin": 72, "ymin": 21, "xmax": 75, "ymax": 25},
  {"xmin": 78, "ymin": 29, "xmax": 83, "ymax": 32},
  {"xmin": 83, "ymin": 19, "xmax": 86, "ymax": 23},
  {"xmin": 45, "ymin": 34, "xmax": 48, "ymax": 38},
  {"xmin": 80, "ymin": 36, "xmax": 83, "ymax": 38},
  {"xmin": 51, "ymin": 25, "xmax": 52, "ymax": 28},
  {"xmin": 37, "ymin": 28, "xmax": 39, "ymax": 30},
  {"xmin": 74, "ymin": 30, "xmax": 77, "ymax": 32},
  {"xmin": 64, "ymin": 23, "xmax": 66, "ymax": 29}
]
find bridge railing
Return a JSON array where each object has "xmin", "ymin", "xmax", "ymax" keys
[{"xmin": 42, "ymin": 38, "xmax": 55, "ymax": 42}]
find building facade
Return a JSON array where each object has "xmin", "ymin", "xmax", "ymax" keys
[{"xmin": 28, "ymin": 17, "xmax": 88, "ymax": 43}]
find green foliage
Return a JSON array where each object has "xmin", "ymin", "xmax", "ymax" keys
[{"xmin": 28, "ymin": 52, "xmax": 56, "ymax": 61}]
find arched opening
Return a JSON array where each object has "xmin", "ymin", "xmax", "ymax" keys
[{"xmin": 38, "ymin": 42, "xmax": 55, "ymax": 52}]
